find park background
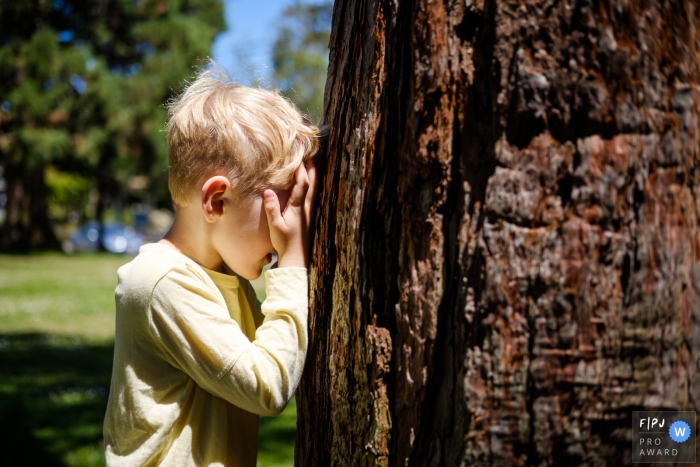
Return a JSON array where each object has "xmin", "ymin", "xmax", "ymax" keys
[{"xmin": 0, "ymin": 1, "xmax": 331, "ymax": 465}]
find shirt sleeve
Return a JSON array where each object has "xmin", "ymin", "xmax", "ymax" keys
[
  {"xmin": 148, "ymin": 264, "xmax": 308, "ymax": 416},
  {"xmin": 229, "ymin": 267, "xmax": 308, "ymax": 415}
]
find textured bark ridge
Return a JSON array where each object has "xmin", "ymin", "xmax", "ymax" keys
[{"xmin": 296, "ymin": 0, "xmax": 700, "ymax": 466}]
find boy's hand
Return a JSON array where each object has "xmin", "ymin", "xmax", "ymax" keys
[{"xmin": 263, "ymin": 159, "xmax": 318, "ymax": 268}]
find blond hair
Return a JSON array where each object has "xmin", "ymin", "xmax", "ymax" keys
[{"xmin": 166, "ymin": 66, "xmax": 320, "ymax": 207}]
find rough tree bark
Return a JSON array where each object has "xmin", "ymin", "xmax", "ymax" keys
[{"xmin": 296, "ymin": 0, "xmax": 700, "ymax": 466}]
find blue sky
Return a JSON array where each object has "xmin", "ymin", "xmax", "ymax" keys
[{"xmin": 211, "ymin": 0, "xmax": 301, "ymax": 85}]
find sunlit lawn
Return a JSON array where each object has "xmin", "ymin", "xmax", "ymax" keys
[{"xmin": 0, "ymin": 253, "xmax": 294, "ymax": 467}]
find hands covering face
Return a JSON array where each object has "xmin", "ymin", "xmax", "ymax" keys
[{"xmin": 262, "ymin": 158, "xmax": 318, "ymax": 268}]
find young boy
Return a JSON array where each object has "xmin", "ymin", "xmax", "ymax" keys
[{"xmin": 103, "ymin": 68, "xmax": 320, "ymax": 466}]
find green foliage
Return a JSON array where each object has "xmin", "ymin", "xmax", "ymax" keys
[
  {"xmin": 46, "ymin": 166, "xmax": 91, "ymax": 220},
  {"xmin": 0, "ymin": 0, "xmax": 225, "ymax": 250},
  {"xmin": 272, "ymin": 2, "xmax": 332, "ymax": 124}
]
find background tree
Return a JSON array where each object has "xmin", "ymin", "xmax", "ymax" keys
[
  {"xmin": 297, "ymin": 0, "xmax": 700, "ymax": 465},
  {"xmin": 272, "ymin": 1, "xmax": 332, "ymax": 123},
  {"xmin": 0, "ymin": 0, "xmax": 224, "ymax": 251}
]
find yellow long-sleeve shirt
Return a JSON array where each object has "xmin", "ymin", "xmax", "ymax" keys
[{"xmin": 103, "ymin": 243, "xmax": 308, "ymax": 466}]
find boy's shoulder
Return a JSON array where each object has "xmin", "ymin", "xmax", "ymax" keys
[{"xmin": 116, "ymin": 242, "xmax": 213, "ymax": 303}]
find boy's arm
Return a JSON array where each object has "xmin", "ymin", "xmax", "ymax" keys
[
  {"xmin": 149, "ymin": 264, "xmax": 307, "ymax": 416},
  {"xmin": 224, "ymin": 267, "xmax": 308, "ymax": 414}
]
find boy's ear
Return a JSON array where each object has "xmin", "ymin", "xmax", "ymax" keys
[{"xmin": 201, "ymin": 176, "xmax": 231, "ymax": 223}]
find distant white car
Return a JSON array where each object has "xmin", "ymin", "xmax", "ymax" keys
[{"xmin": 66, "ymin": 221, "xmax": 144, "ymax": 255}]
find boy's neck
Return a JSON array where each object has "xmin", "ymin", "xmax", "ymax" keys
[{"xmin": 159, "ymin": 210, "xmax": 225, "ymax": 273}]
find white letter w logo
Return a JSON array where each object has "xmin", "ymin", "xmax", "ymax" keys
[{"xmin": 675, "ymin": 427, "xmax": 687, "ymax": 437}]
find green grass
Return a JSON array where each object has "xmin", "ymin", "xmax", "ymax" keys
[
  {"xmin": 259, "ymin": 397, "xmax": 297, "ymax": 467},
  {"xmin": 0, "ymin": 254, "xmax": 128, "ymax": 339},
  {"xmin": 0, "ymin": 333, "xmax": 113, "ymax": 466},
  {"xmin": 0, "ymin": 253, "xmax": 295, "ymax": 467}
]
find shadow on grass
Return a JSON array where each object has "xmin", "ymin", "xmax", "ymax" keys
[
  {"xmin": 0, "ymin": 333, "xmax": 114, "ymax": 467},
  {"xmin": 258, "ymin": 397, "xmax": 297, "ymax": 466},
  {"xmin": 0, "ymin": 333, "xmax": 298, "ymax": 466}
]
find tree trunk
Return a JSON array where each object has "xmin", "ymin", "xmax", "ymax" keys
[
  {"xmin": 0, "ymin": 163, "xmax": 60, "ymax": 252},
  {"xmin": 296, "ymin": 0, "xmax": 700, "ymax": 466}
]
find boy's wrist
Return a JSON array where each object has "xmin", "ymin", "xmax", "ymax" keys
[
  {"xmin": 263, "ymin": 267, "xmax": 309, "ymax": 307},
  {"xmin": 277, "ymin": 251, "xmax": 307, "ymax": 268},
  {"xmin": 277, "ymin": 258, "xmax": 307, "ymax": 268}
]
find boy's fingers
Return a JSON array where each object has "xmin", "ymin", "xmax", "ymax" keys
[
  {"xmin": 263, "ymin": 189, "xmax": 284, "ymax": 227},
  {"xmin": 304, "ymin": 159, "xmax": 318, "ymax": 220},
  {"xmin": 288, "ymin": 163, "xmax": 310, "ymax": 211}
]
